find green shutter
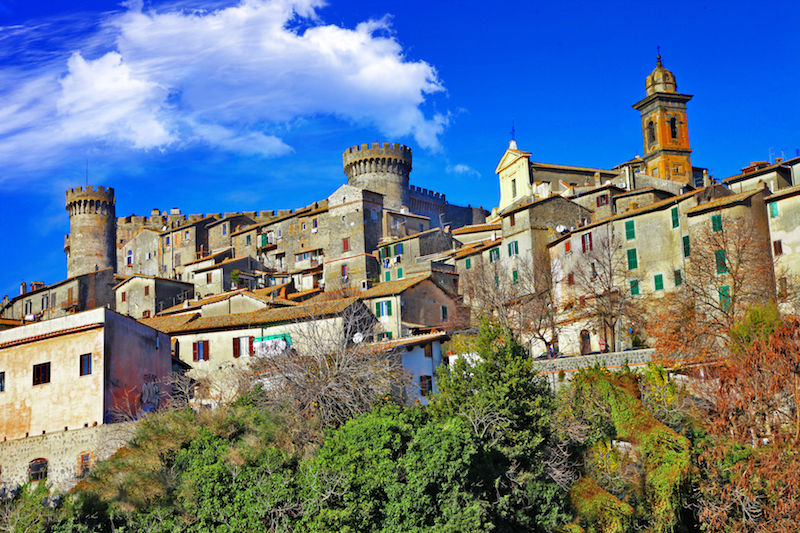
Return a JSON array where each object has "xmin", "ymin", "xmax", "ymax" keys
[
  {"xmin": 625, "ymin": 220, "xmax": 635, "ymax": 240},
  {"xmin": 654, "ymin": 274, "xmax": 664, "ymax": 291},
  {"xmin": 682, "ymin": 235, "xmax": 690, "ymax": 258},
  {"xmin": 715, "ymin": 249, "xmax": 727, "ymax": 274},
  {"xmin": 442, "ymin": 306, "xmax": 448, "ymax": 321},
  {"xmin": 674, "ymin": 269, "xmax": 682, "ymax": 286},
  {"xmin": 397, "ymin": 268, "xmax": 403, "ymax": 279},
  {"xmin": 513, "ymin": 270, "xmax": 519, "ymax": 284},
  {"xmin": 671, "ymin": 207, "xmax": 679, "ymax": 228},
  {"xmin": 719, "ymin": 286, "xmax": 731, "ymax": 310},
  {"xmin": 627, "ymin": 249, "xmax": 638, "ymax": 270},
  {"xmin": 630, "ymin": 280, "xmax": 640, "ymax": 296},
  {"xmin": 387, "ymin": 301, "xmax": 392, "ymax": 316},
  {"xmin": 385, "ymin": 271, "xmax": 391, "ymax": 282},
  {"xmin": 376, "ymin": 302, "xmax": 382, "ymax": 318},
  {"xmin": 508, "ymin": 243, "xmax": 513, "ymax": 256},
  {"xmin": 387, "ymin": 332, "xmax": 392, "ymax": 340},
  {"xmin": 769, "ymin": 202, "xmax": 779, "ymax": 218},
  {"xmin": 712, "ymin": 214, "xmax": 722, "ymax": 232},
  {"xmin": 465, "ymin": 257, "xmax": 472, "ymax": 270}
]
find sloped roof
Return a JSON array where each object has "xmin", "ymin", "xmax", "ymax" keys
[
  {"xmin": 452, "ymin": 223, "xmax": 501, "ymax": 235},
  {"xmin": 367, "ymin": 330, "xmax": 450, "ymax": 352},
  {"xmin": 143, "ymin": 297, "xmax": 361, "ymax": 334},
  {"xmin": 765, "ymin": 183, "xmax": 800, "ymax": 203},
  {"xmin": 684, "ymin": 186, "xmax": 764, "ymax": 216},
  {"xmin": 185, "ymin": 248, "xmax": 233, "ymax": 266}
]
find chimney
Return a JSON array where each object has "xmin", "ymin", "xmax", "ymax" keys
[{"xmin": 20, "ymin": 282, "xmax": 27, "ymax": 295}]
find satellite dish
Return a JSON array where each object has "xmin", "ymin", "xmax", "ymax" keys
[
  {"xmin": 353, "ymin": 332, "xmax": 364, "ymax": 344},
  {"xmin": 556, "ymin": 225, "xmax": 566, "ymax": 233}
]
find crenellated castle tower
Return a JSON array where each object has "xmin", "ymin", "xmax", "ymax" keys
[
  {"xmin": 65, "ymin": 186, "xmax": 117, "ymax": 278},
  {"xmin": 343, "ymin": 142, "xmax": 412, "ymax": 211}
]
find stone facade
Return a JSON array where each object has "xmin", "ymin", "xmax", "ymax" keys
[{"xmin": 65, "ymin": 186, "xmax": 117, "ymax": 279}]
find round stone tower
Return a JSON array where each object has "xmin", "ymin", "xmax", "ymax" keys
[
  {"xmin": 343, "ymin": 142, "xmax": 412, "ymax": 211},
  {"xmin": 65, "ymin": 186, "xmax": 117, "ymax": 278}
]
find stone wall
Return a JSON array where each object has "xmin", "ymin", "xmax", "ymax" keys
[
  {"xmin": 533, "ymin": 348, "xmax": 655, "ymax": 391},
  {"xmin": 0, "ymin": 422, "xmax": 135, "ymax": 494}
]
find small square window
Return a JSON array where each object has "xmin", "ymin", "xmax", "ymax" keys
[
  {"xmin": 420, "ymin": 375, "xmax": 433, "ymax": 397},
  {"xmin": 33, "ymin": 362, "xmax": 50, "ymax": 386},
  {"xmin": 80, "ymin": 354, "xmax": 91, "ymax": 376},
  {"xmin": 246, "ymin": 235, "xmax": 251, "ymax": 246},
  {"xmin": 441, "ymin": 305, "xmax": 448, "ymax": 321}
]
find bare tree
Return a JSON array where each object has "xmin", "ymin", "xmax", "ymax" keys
[
  {"xmin": 460, "ymin": 255, "xmax": 561, "ymax": 356},
  {"xmin": 250, "ymin": 301, "xmax": 412, "ymax": 428},
  {"xmin": 567, "ymin": 227, "xmax": 642, "ymax": 352}
]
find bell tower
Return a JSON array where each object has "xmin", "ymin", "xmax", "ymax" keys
[{"xmin": 632, "ymin": 55, "xmax": 693, "ymax": 184}]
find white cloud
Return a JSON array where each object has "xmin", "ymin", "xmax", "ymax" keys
[
  {"xmin": 0, "ymin": 0, "xmax": 448, "ymax": 181},
  {"xmin": 446, "ymin": 163, "xmax": 481, "ymax": 178}
]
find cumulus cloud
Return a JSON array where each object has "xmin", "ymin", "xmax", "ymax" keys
[
  {"xmin": 446, "ymin": 163, "xmax": 481, "ymax": 178},
  {"xmin": 0, "ymin": 0, "xmax": 448, "ymax": 180}
]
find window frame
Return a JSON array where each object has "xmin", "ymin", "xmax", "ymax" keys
[
  {"xmin": 773, "ymin": 240, "xmax": 783, "ymax": 256},
  {"xmin": 79, "ymin": 354, "xmax": 92, "ymax": 376},
  {"xmin": 33, "ymin": 362, "xmax": 50, "ymax": 386},
  {"xmin": 29, "ymin": 458, "xmax": 47, "ymax": 481},
  {"xmin": 489, "ymin": 248, "xmax": 500, "ymax": 263}
]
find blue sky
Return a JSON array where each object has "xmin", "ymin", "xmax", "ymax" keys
[{"xmin": 1, "ymin": 0, "xmax": 798, "ymax": 298}]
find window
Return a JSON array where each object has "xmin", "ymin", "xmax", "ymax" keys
[
  {"xmin": 495, "ymin": 276, "xmax": 500, "ymax": 288},
  {"xmin": 295, "ymin": 252, "xmax": 310, "ymax": 261},
  {"xmin": 144, "ymin": 286, "xmax": 150, "ymax": 296},
  {"xmin": 302, "ymin": 222, "xmax": 306, "ymax": 231},
  {"xmin": 424, "ymin": 343, "xmax": 433, "ymax": 358},
  {"xmin": 80, "ymin": 354, "xmax": 91, "ymax": 376},
  {"xmin": 773, "ymin": 240, "xmax": 783, "ymax": 256},
  {"xmin": 682, "ymin": 235, "xmax": 690, "ymax": 258},
  {"xmin": 142, "ymin": 310, "xmax": 150, "ymax": 318},
  {"xmin": 233, "ymin": 336, "xmax": 254, "ymax": 358},
  {"xmin": 597, "ymin": 194, "xmax": 609, "ymax": 207},
  {"xmin": 625, "ymin": 220, "xmax": 635, "ymax": 240},
  {"xmin": 654, "ymin": 274, "xmax": 664, "ymax": 291},
  {"xmin": 42, "ymin": 295, "xmax": 48, "ymax": 309},
  {"xmin": 627, "ymin": 249, "xmax": 638, "ymax": 270},
  {"xmin": 489, "ymin": 248, "xmax": 500, "ymax": 263},
  {"xmin": 222, "ymin": 225, "xmax": 227, "ymax": 235},
  {"xmin": 343, "ymin": 238, "xmax": 350, "ymax": 252},
  {"xmin": 670, "ymin": 117, "xmax": 678, "ymax": 139},
  {"xmin": 719, "ymin": 286, "xmax": 731, "ymax": 310},
  {"xmin": 376, "ymin": 300, "xmax": 392, "ymax": 317},
  {"xmin": 341, "ymin": 264, "xmax": 348, "ymax": 278},
  {"xmin": 510, "ymin": 213, "xmax": 516, "ymax": 226},
  {"xmin": 126, "ymin": 250, "xmax": 133, "ymax": 266},
  {"xmin": 24, "ymin": 300, "xmax": 32, "ymax": 315},
  {"xmin": 206, "ymin": 272, "xmax": 213, "ymax": 283},
  {"xmin": 508, "ymin": 241, "xmax": 519, "ymax": 256},
  {"xmin": 769, "ymin": 202, "xmax": 779, "ymax": 218},
  {"xmin": 568, "ymin": 273, "xmax": 574, "ymax": 285},
  {"xmin": 166, "ymin": 236, "xmax": 170, "ymax": 246},
  {"xmin": 79, "ymin": 453, "xmax": 91, "ymax": 477},
  {"xmin": 512, "ymin": 270, "xmax": 519, "ymax": 284},
  {"xmin": 192, "ymin": 340, "xmax": 210, "ymax": 362},
  {"xmin": 184, "ymin": 230, "xmax": 190, "ymax": 239},
  {"xmin": 441, "ymin": 305, "xmax": 448, "ymax": 321},
  {"xmin": 647, "ymin": 120, "xmax": 655, "ymax": 143},
  {"xmin": 313, "ymin": 218, "xmax": 318, "ymax": 229},
  {"xmin": 0, "ymin": 371, "xmax": 4, "ymax": 392},
  {"xmin": 581, "ymin": 233, "xmax": 593, "ymax": 252},
  {"xmin": 394, "ymin": 243, "xmax": 404, "ymax": 255},
  {"xmin": 465, "ymin": 257, "xmax": 472, "ymax": 270},
  {"xmin": 385, "ymin": 271, "xmax": 391, "ymax": 282},
  {"xmin": 29, "ymin": 459, "xmax": 47, "ymax": 481},
  {"xmin": 565, "ymin": 240, "xmax": 571, "ymax": 253},
  {"xmin": 671, "ymin": 207, "xmax": 679, "ymax": 228},
  {"xmin": 397, "ymin": 268, "xmax": 404, "ymax": 279},
  {"xmin": 511, "ymin": 179, "xmax": 517, "ymax": 198},
  {"xmin": 674, "ymin": 269, "xmax": 682, "ymax": 286},
  {"xmin": 246, "ymin": 235, "xmax": 251, "ymax": 246},
  {"xmin": 33, "ymin": 362, "xmax": 50, "ymax": 386},
  {"xmin": 420, "ymin": 375, "xmax": 433, "ymax": 397},
  {"xmin": 712, "ymin": 214, "xmax": 722, "ymax": 232},
  {"xmin": 51, "ymin": 294, "xmax": 56, "ymax": 308},
  {"xmin": 630, "ymin": 279, "xmax": 640, "ymax": 296},
  {"xmin": 715, "ymin": 249, "xmax": 727, "ymax": 274}
]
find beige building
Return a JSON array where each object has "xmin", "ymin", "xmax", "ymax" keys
[
  {"xmin": 0, "ymin": 308, "xmax": 171, "ymax": 490},
  {"xmin": 114, "ymin": 275, "xmax": 194, "ymax": 319}
]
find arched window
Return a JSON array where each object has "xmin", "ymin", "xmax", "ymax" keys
[
  {"xmin": 29, "ymin": 458, "xmax": 47, "ymax": 481},
  {"xmin": 647, "ymin": 121, "xmax": 656, "ymax": 143},
  {"xmin": 670, "ymin": 117, "xmax": 678, "ymax": 139}
]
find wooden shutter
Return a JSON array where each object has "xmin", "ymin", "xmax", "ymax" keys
[
  {"xmin": 192, "ymin": 342, "xmax": 198, "ymax": 362},
  {"xmin": 204, "ymin": 340, "xmax": 210, "ymax": 360},
  {"xmin": 387, "ymin": 301, "xmax": 392, "ymax": 316},
  {"xmin": 376, "ymin": 303, "xmax": 382, "ymax": 318},
  {"xmin": 249, "ymin": 337, "xmax": 254, "ymax": 356},
  {"xmin": 233, "ymin": 337, "xmax": 240, "ymax": 358}
]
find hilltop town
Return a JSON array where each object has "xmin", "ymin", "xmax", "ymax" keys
[{"xmin": 1, "ymin": 55, "xmax": 799, "ymax": 527}]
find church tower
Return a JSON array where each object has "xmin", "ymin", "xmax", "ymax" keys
[{"xmin": 632, "ymin": 55, "xmax": 693, "ymax": 184}]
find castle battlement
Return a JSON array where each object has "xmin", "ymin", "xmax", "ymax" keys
[
  {"xmin": 342, "ymin": 142, "xmax": 412, "ymax": 166},
  {"xmin": 66, "ymin": 186, "xmax": 115, "ymax": 205},
  {"xmin": 410, "ymin": 185, "xmax": 446, "ymax": 202}
]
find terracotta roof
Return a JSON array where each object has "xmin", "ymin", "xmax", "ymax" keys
[
  {"xmin": 723, "ymin": 156, "xmax": 800, "ymax": 183},
  {"xmin": 286, "ymin": 288, "xmax": 323, "ymax": 301},
  {"xmin": 452, "ymin": 223, "xmax": 501, "ymax": 235},
  {"xmin": 185, "ymin": 248, "xmax": 233, "ymax": 266},
  {"xmin": 360, "ymin": 275, "xmax": 444, "ymax": 298},
  {"xmin": 530, "ymin": 161, "xmax": 618, "ymax": 175},
  {"xmin": 453, "ymin": 238, "xmax": 501, "ymax": 259},
  {"xmin": 251, "ymin": 281, "xmax": 294, "ymax": 297},
  {"xmin": 611, "ymin": 187, "xmax": 668, "ymax": 200},
  {"xmin": 685, "ymin": 186, "xmax": 765, "ymax": 215},
  {"xmin": 368, "ymin": 330, "xmax": 450, "ymax": 352},
  {"xmin": 112, "ymin": 275, "xmax": 193, "ymax": 290},
  {"xmin": 502, "ymin": 194, "xmax": 578, "ymax": 217},
  {"xmin": 158, "ymin": 290, "xmax": 249, "ymax": 315},
  {"xmin": 569, "ymin": 184, "xmax": 626, "ymax": 197},
  {"xmin": 143, "ymin": 297, "xmax": 361, "ymax": 334},
  {"xmin": 379, "ymin": 227, "xmax": 440, "ymax": 246}
]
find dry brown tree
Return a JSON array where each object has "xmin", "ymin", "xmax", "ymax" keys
[{"xmin": 250, "ymin": 300, "xmax": 412, "ymax": 429}]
